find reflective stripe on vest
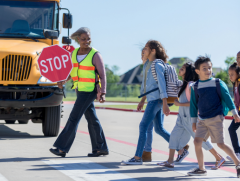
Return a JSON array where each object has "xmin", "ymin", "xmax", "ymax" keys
[{"xmin": 70, "ymin": 47, "xmax": 98, "ymax": 92}]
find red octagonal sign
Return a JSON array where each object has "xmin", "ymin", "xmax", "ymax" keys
[{"xmin": 37, "ymin": 45, "xmax": 73, "ymax": 83}]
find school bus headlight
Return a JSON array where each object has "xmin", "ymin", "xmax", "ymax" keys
[{"xmin": 37, "ymin": 76, "xmax": 53, "ymax": 84}]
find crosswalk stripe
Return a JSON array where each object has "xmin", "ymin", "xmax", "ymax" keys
[
  {"xmin": 63, "ymin": 126, "xmax": 236, "ymax": 174},
  {"xmin": 153, "ymin": 160, "xmax": 239, "ymax": 181},
  {"xmin": 42, "ymin": 160, "xmax": 138, "ymax": 181},
  {"xmin": 0, "ymin": 174, "xmax": 8, "ymax": 181}
]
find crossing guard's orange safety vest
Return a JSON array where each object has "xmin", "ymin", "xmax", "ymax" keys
[{"xmin": 70, "ymin": 47, "xmax": 98, "ymax": 92}]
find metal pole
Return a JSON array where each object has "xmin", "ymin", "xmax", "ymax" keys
[
  {"xmin": 125, "ymin": 84, "xmax": 127, "ymax": 101},
  {"xmin": 59, "ymin": 8, "xmax": 71, "ymax": 46}
]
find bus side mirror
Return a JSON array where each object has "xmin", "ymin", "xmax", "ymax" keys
[
  {"xmin": 43, "ymin": 29, "xmax": 59, "ymax": 39},
  {"xmin": 63, "ymin": 13, "xmax": 72, "ymax": 29},
  {"xmin": 62, "ymin": 36, "xmax": 72, "ymax": 44},
  {"xmin": 43, "ymin": 29, "xmax": 59, "ymax": 45}
]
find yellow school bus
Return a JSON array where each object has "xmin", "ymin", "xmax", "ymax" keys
[{"xmin": 0, "ymin": 0, "xmax": 72, "ymax": 136}]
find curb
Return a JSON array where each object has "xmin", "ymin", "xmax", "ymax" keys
[
  {"xmin": 95, "ymin": 107, "xmax": 232, "ymax": 120},
  {"xmin": 94, "ymin": 101, "xmax": 140, "ymax": 103},
  {"xmin": 63, "ymin": 101, "xmax": 232, "ymax": 120},
  {"xmin": 95, "ymin": 107, "xmax": 144, "ymax": 113}
]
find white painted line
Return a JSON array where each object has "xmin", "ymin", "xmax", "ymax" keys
[
  {"xmin": 152, "ymin": 160, "xmax": 239, "ymax": 181},
  {"xmin": 0, "ymin": 174, "xmax": 8, "ymax": 181},
  {"xmin": 42, "ymin": 160, "xmax": 138, "ymax": 181}
]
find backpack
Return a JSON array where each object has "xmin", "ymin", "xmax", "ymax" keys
[
  {"xmin": 194, "ymin": 78, "xmax": 229, "ymax": 116},
  {"xmin": 151, "ymin": 59, "xmax": 179, "ymax": 103}
]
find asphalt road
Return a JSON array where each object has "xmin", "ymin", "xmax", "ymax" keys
[{"xmin": 0, "ymin": 103, "xmax": 240, "ymax": 181}]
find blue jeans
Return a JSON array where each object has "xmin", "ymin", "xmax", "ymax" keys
[
  {"xmin": 144, "ymin": 122, "xmax": 154, "ymax": 152},
  {"xmin": 228, "ymin": 118, "xmax": 240, "ymax": 154},
  {"xmin": 53, "ymin": 90, "xmax": 108, "ymax": 153},
  {"xmin": 135, "ymin": 99, "xmax": 170, "ymax": 157}
]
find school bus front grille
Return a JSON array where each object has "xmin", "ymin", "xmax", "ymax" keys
[{"xmin": 1, "ymin": 55, "xmax": 32, "ymax": 81}]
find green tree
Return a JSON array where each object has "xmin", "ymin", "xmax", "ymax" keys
[
  {"xmin": 175, "ymin": 57, "xmax": 186, "ymax": 80},
  {"xmin": 105, "ymin": 65, "xmax": 120, "ymax": 83},
  {"xmin": 215, "ymin": 71, "xmax": 229, "ymax": 85},
  {"xmin": 178, "ymin": 57, "xmax": 186, "ymax": 68},
  {"xmin": 225, "ymin": 56, "xmax": 236, "ymax": 69},
  {"xmin": 126, "ymin": 84, "xmax": 141, "ymax": 97},
  {"xmin": 105, "ymin": 65, "xmax": 122, "ymax": 97},
  {"xmin": 215, "ymin": 56, "xmax": 236, "ymax": 85},
  {"xmin": 131, "ymin": 84, "xmax": 141, "ymax": 97}
]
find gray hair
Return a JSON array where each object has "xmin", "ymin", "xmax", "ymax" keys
[{"xmin": 70, "ymin": 27, "xmax": 91, "ymax": 44}]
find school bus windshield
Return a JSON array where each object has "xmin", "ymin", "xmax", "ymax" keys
[{"xmin": 0, "ymin": 0, "xmax": 59, "ymax": 39}]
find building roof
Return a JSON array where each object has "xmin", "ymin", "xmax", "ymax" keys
[
  {"xmin": 169, "ymin": 57, "xmax": 194, "ymax": 65},
  {"xmin": 119, "ymin": 64, "xmax": 143, "ymax": 84}
]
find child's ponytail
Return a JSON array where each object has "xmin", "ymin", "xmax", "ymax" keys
[
  {"xmin": 178, "ymin": 63, "xmax": 197, "ymax": 97},
  {"xmin": 229, "ymin": 62, "xmax": 238, "ymax": 69}
]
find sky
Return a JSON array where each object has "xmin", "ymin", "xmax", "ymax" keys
[{"xmin": 59, "ymin": 0, "xmax": 240, "ymax": 75}]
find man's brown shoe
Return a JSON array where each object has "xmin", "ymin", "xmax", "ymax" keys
[{"xmin": 142, "ymin": 151, "xmax": 152, "ymax": 162}]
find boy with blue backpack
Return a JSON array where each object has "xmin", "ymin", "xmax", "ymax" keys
[{"xmin": 188, "ymin": 56, "xmax": 240, "ymax": 177}]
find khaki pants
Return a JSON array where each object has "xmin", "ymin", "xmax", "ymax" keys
[{"xmin": 195, "ymin": 115, "xmax": 224, "ymax": 143}]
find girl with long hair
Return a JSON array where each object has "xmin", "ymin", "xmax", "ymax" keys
[
  {"xmin": 122, "ymin": 40, "xmax": 171, "ymax": 165},
  {"xmin": 227, "ymin": 62, "xmax": 240, "ymax": 162}
]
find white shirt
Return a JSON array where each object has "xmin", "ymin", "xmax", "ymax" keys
[{"xmin": 77, "ymin": 54, "xmax": 87, "ymax": 63}]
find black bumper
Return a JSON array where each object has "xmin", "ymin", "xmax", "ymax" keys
[{"xmin": 0, "ymin": 85, "xmax": 64, "ymax": 108}]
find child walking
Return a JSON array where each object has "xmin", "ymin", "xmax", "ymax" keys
[
  {"xmin": 188, "ymin": 56, "xmax": 240, "ymax": 177},
  {"xmin": 227, "ymin": 62, "xmax": 240, "ymax": 161},
  {"xmin": 158, "ymin": 63, "xmax": 225, "ymax": 169},
  {"xmin": 140, "ymin": 50, "xmax": 189, "ymax": 162},
  {"xmin": 140, "ymin": 48, "xmax": 155, "ymax": 162},
  {"xmin": 121, "ymin": 40, "xmax": 170, "ymax": 165}
]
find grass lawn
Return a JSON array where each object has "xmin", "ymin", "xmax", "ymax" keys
[
  {"xmin": 104, "ymin": 97, "xmax": 141, "ymax": 102},
  {"xmin": 63, "ymin": 96, "xmax": 232, "ymax": 116},
  {"xmin": 95, "ymin": 104, "xmax": 180, "ymax": 112},
  {"xmin": 64, "ymin": 96, "xmax": 141, "ymax": 102},
  {"xmin": 94, "ymin": 104, "xmax": 232, "ymax": 116},
  {"xmin": 63, "ymin": 97, "xmax": 77, "ymax": 101}
]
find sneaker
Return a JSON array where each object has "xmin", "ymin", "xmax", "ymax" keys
[
  {"xmin": 157, "ymin": 161, "xmax": 168, "ymax": 166},
  {"xmin": 157, "ymin": 161, "xmax": 174, "ymax": 168},
  {"xmin": 121, "ymin": 157, "xmax": 143, "ymax": 165},
  {"xmin": 187, "ymin": 168, "xmax": 207, "ymax": 176},
  {"xmin": 236, "ymin": 164, "xmax": 240, "ymax": 178},
  {"xmin": 211, "ymin": 157, "xmax": 225, "ymax": 170},
  {"xmin": 226, "ymin": 155, "xmax": 233, "ymax": 162},
  {"xmin": 174, "ymin": 149, "xmax": 189, "ymax": 163},
  {"xmin": 226, "ymin": 153, "xmax": 240, "ymax": 163}
]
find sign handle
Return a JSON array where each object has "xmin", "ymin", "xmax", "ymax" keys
[{"xmin": 63, "ymin": 87, "xmax": 66, "ymax": 98}]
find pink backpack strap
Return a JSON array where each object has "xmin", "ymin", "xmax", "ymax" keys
[{"xmin": 186, "ymin": 81, "xmax": 193, "ymax": 101}]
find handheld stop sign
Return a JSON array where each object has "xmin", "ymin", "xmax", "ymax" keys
[
  {"xmin": 37, "ymin": 45, "xmax": 73, "ymax": 97},
  {"xmin": 37, "ymin": 45, "xmax": 73, "ymax": 82}
]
